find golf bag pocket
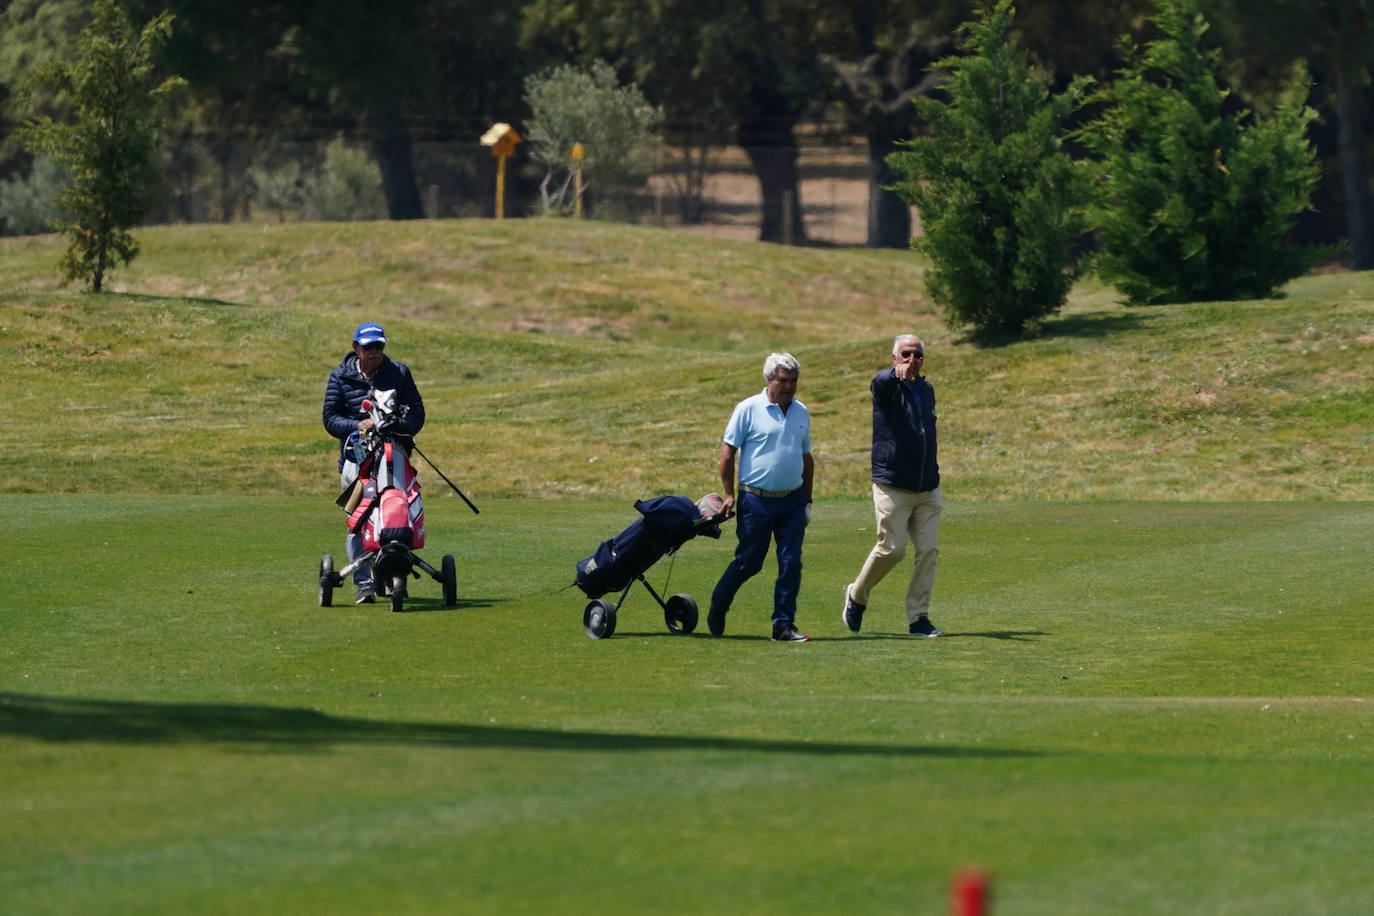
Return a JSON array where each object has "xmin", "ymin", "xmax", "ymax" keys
[
  {"xmin": 575, "ymin": 533, "xmax": 627, "ymax": 599},
  {"xmin": 348, "ymin": 480, "xmax": 378, "ymax": 534},
  {"xmin": 374, "ymin": 488, "xmax": 414, "ymax": 549}
]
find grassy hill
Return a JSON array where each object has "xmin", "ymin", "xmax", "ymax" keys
[{"xmin": 4, "ymin": 219, "xmax": 1373, "ymax": 500}]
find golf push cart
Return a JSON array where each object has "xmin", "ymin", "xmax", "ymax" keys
[
  {"xmin": 573, "ymin": 494, "xmax": 729, "ymax": 639},
  {"xmin": 318, "ymin": 387, "xmax": 478, "ymax": 613}
]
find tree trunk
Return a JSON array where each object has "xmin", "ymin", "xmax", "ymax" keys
[
  {"xmin": 866, "ymin": 134, "xmax": 911, "ymax": 248},
  {"xmin": 367, "ymin": 112, "xmax": 424, "ymax": 221},
  {"xmin": 739, "ymin": 117, "xmax": 806, "ymax": 245},
  {"xmin": 1334, "ymin": 61, "xmax": 1374, "ymax": 269}
]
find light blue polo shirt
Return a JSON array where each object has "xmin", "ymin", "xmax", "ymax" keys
[{"xmin": 723, "ymin": 389, "xmax": 811, "ymax": 492}]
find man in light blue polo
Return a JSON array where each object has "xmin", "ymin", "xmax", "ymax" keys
[{"xmin": 708, "ymin": 352, "xmax": 815, "ymax": 642}]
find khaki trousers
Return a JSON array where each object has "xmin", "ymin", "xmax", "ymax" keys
[{"xmin": 852, "ymin": 483, "xmax": 942, "ymax": 623}]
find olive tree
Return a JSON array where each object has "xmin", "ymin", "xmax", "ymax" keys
[{"xmin": 523, "ymin": 60, "xmax": 662, "ymax": 217}]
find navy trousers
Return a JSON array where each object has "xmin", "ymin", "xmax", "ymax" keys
[{"xmin": 711, "ymin": 488, "xmax": 808, "ymax": 626}]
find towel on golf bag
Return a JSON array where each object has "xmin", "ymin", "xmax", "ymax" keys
[{"xmin": 575, "ymin": 495, "xmax": 704, "ymax": 599}]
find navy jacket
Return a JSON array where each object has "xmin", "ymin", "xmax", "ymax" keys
[
  {"xmin": 870, "ymin": 368, "xmax": 939, "ymax": 493},
  {"xmin": 323, "ymin": 353, "xmax": 426, "ymax": 471}
]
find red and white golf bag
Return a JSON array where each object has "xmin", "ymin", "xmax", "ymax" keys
[{"xmin": 347, "ymin": 437, "xmax": 425, "ymax": 552}]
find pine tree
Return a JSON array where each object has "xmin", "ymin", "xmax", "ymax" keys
[
  {"xmin": 20, "ymin": 0, "xmax": 182, "ymax": 292},
  {"xmin": 887, "ymin": 0, "xmax": 1090, "ymax": 339},
  {"xmin": 1078, "ymin": 0, "xmax": 1322, "ymax": 304}
]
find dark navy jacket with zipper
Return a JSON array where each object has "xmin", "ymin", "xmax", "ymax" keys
[
  {"xmin": 870, "ymin": 368, "xmax": 939, "ymax": 493},
  {"xmin": 322, "ymin": 353, "xmax": 425, "ymax": 471}
]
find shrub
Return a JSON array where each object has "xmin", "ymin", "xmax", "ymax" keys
[
  {"xmin": 0, "ymin": 156, "xmax": 68, "ymax": 235},
  {"xmin": 247, "ymin": 138, "xmax": 386, "ymax": 222},
  {"xmin": 302, "ymin": 138, "xmax": 386, "ymax": 222}
]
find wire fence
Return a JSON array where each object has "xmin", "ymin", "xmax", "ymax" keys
[{"xmin": 132, "ymin": 138, "xmax": 887, "ymax": 247}]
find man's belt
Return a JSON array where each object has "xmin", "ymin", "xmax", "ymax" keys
[{"xmin": 738, "ymin": 484, "xmax": 800, "ymax": 499}]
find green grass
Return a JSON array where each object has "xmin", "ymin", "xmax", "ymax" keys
[
  {"xmin": 3, "ymin": 495, "xmax": 1371, "ymax": 914},
  {"xmin": 3, "ymin": 220, "xmax": 1374, "ymax": 912}
]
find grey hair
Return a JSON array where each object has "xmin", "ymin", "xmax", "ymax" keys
[
  {"xmin": 892, "ymin": 334, "xmax": 924, "ymax": 356},
  {"xmin": 763, "ymin": 352, "xmax": 800, "ymax": 382}
]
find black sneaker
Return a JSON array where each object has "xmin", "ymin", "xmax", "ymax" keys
[
  {"xmin": 355, "ymin": 581, "xmax": 376, "ymax": 605},
  {"xmin": 707, "ymin": 606, "xmax": 726, "ymax": 637},
  {"xmin": 771, "ymin": 623, "xmax": 811, "ymax": 642},
  {"xmin": 908, "ymin": 616, "xmax": 942, "ymax": 637},
  {"xmin": 842, "ymin": 583, "xmax": 865, "ymax": 633}
]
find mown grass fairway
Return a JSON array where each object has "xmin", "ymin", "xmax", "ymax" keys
[
  {"xmin": 4, "ymin": 495, "xmax": 1372, "ymax": 914},
  {"xmin": 4, "ymin": 220, "xmax": 1373, "ymax": 913}
]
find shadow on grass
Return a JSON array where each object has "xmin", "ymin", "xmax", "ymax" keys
[
  {"xmin": 114, "ymin": 291, "xmax": 246, "ymax": 308},
  {"xmin": 687, "ymin": 631, "xmax": 1049, "ymax": 643},
  {"xmin": 390, "ymin": 596, "xmax": 501, "ymax": 613},
  {"xmin": 1037, "ymin": 311, "xmax": 1148, "ymax": 339},
  {"xmin": 607, "ymin": 630, "xmax": 1047, "ymax": 642},
  {"xmin": 0, "ymin": 692, "xmax": 1039, "ymax": 759},
  {"xmin": 943, "ymin": 630, "xmax": 1048, "ymax": 641},
  {"xmin": 953, "ymin": 311, "xmax": 1151, "ymax": 348}
]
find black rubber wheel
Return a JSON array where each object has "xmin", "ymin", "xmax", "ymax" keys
[
  {"xmin": 583, "ymin": 599, "xmax": 617, "ymax": 639},
  {"xmin": 441, "ymin": 555, "xmax": 457, "ymax": 606},
  {"xmin": 319, "ymin": 555, "xmax": 335, "ymax": 607},
  {"xmin": 390, "ymin": 575, "xmax": 406, "ymax": 613},
  {"xmin": 664, "ymin": 593, "xmax": 699, "ymax": 634}
]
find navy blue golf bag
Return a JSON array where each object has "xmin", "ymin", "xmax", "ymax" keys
[
  {"xmin": 576, "ymin": 496, "xmax": 704, "ymax": 598},
  {"xmin": 573, "ymin": 494, "xmax": 728, "ymax": 639}
]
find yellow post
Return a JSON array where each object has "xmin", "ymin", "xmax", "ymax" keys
[
  {"xmin": 495, "ymin": 156, "xmax": 508, "ymax": 220},
  {"xmin": 480, "ymin": 123, "xmax": 523, "ymax": 220},
  {"xmin": 570, "ymin": 143, "xmax": 585, "ymax": 218}
]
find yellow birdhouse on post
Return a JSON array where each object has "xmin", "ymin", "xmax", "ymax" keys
[
  {"xmin": 570, "ymin": 143, "xmax": 585, "ymax": 218},
  {"xmin": 480, "ymin": 123, "xmax": 523, "ymax": 219}
]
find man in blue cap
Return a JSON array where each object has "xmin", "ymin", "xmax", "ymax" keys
[{"xmin": 323, "ymin": 322, "xmax": 426, "ymax": 603}]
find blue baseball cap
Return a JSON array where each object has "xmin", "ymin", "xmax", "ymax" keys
[{"xmin": 353, "ymin": 322, "xmax": 387, "ymax": 345}]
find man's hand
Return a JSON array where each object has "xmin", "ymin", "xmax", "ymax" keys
[{"xmin": 358, "ymin": 418, "xmax": 375, "ymax": 432}]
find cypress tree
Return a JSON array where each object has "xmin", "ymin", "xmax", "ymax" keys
[
  {"xmin": 1078, "ymin": 0, "xmax": 1322, "ymax": 304},
  {"xmin": 887, "ymin": 0, "xmax": 1091, "ymax": 339}
]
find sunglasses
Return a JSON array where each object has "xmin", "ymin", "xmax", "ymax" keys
[
  {"xmin": 359, "ymin": 342, "xmax": 385, "ymax": 352},
  {"xmin": 901, "ymin": 350, "xmax": 924, "ymax": 358}
]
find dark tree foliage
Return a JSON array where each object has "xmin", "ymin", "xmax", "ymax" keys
[
  {"xmin": 1201, "ymin": 0, "xmax": 1374, "ymax": 269},
  {"xmin": 120, "ymin": 0, "xmax": 535, "ymax": 220},
  {"xmin": 1, "ymin": 0, "xmax": 91, "ymax": 182},
  {"xmin": 1078, "ymin": 0, "xmax": 1324, "ymax": 304},
  {"xmin": 522, "ymin": 0, "xmax": 824, "ymax": 244},
  {"xmin": 888, "ymin": 0, "xmax": 1089, "ymax": 339},
  {"xmin": 819, "ymin": 0, "xmax": 960, "ymax": 249}
]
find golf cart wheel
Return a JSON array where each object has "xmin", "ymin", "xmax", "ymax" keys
[
  {"xmin": 664, "ymin": 593, "xmax": 699, "ymax": 635},
  {"xmin": 441, "ymin": 554, "xmax": 457, "ymax": 606},
  {"xmin": 583, "ymin": 599, "xmax": 617, "ymax": 639},
  {"xmin": 390, "ymin": 575, "xmax": 407, "ymax": 613},
  {"xmin": 319, "ymin": 555, "xmax": 335, "ymax": 607}
]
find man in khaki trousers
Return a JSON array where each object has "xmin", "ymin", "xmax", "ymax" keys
[{"xmin": 843, "ymin": 335, "xmax": 944, "ymax": 637}]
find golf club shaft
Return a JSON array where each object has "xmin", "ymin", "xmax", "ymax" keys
[{"xmin": 411, "ymin": 443, "xmax": 480, "ymax": 514}]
